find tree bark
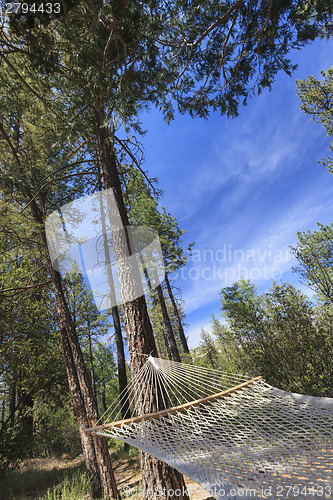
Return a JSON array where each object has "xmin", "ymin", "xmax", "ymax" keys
[
  {"xmin": 60, "ymin": 325, "xmax": 103, "ymax": 497},
  {"xmin": 165, "ymin": 274, "xmax": 190, "ymax": 355},
  {"xmin": 94, "ymin": 100, "xmax": 188, "ymax": 499},
  {"xmin": 87, "ymin": 323, "xmax": 98, "ymax": 401},
  {"xmin": 8, "ymin": 373, "xmax": 17, "ymax": 427},
  {"xmin": 99, "ymin": 193, "xmax": 131, "ymax": 421},
  {"xmin": 160, "ymin": 328, "xmax": 172, "ymax": 360},
  {"xmin": 46, "ymin": 247, "xmax": 118, "ymax": 500},
  {"xmin": 156, "ymin": 283, "xmax": 181, "ymax": 362},
  {"xmin": 16, "ymin": 388, "xmax": 34, "ymax": 452},
  {"xmin": 29, "ymin": 199, "xmax": 118, "ymax": 500}
]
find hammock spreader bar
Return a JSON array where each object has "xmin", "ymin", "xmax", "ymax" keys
[{"xmin": 86, "ymin": 375, "xmax": 262, "ymax": 433}]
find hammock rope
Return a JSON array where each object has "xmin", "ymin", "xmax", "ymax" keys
[{"xmin": 87, "ymin": 357, "xmax": 333, "ymax": 499}]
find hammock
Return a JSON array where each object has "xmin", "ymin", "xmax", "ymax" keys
[{"xmin": 87, "ymin": 357, "xmax": 333, "ymax": 499}]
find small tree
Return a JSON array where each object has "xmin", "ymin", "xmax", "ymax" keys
[
  {"xmin": 199, "ymin": 328, "xmax": 219, "ymax": 369},
  {"xmin": 220, "ymin": 280, "xmax": 332, "ymax": 395},
  {"xmin": 296, "ymin": 67, "xmax": 333, "ymax": 173},
  {"xmin": 290, "ymin": 223, "xmax": 333, "ymax": 305}
]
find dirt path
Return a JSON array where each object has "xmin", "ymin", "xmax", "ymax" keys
[{"xmin": 112, "ymin": 457, "xmax": 214, "ymax": 500}]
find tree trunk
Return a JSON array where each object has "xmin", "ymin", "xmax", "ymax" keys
[
  {"xmin": 16, "ymin": 389, "xmax": 34, "ymax": 453},
  {"xmin": 101, "ymin": 377, "xmax": 108, "ymax": 414},
  {"xmin": 1, "ymin": 399, "xmax": 5, "ymax": 428},
  {"xmin": 87, "ymin": 323, "xmax": 98, "ymax": 401},
  {"xmin": 29, "ymin": 199, "xmax": 118, "ymax": 500},
  {"xmin": 60, "ymin": 326, "xmax": 103, "ymax": 497},
  {"xmin": 99, "ymin": 193, "xmax": 131, "ymax": 421},
  {"xmin": 159, "ymin": 327, "xmax": 172, "ymax": 360},
  {"xmin": 8, "ymin": 373, "xmax": 17, "ymax": 427},
  {"xmin": 94, "ymin": 100, "xmax": 188, "ymax": 499},
  {"xmin": 156, "ymin": 283, "xmax": 181, "ymax": 362},
  {"xmin": 165, "ymin": 274, "xmax": 190, "ymax": 355},
  {"xmin": 0, "ymin": 115, "xmax": 118, "ymax": 498},
  {"xmin": 111, "ymin": 307, "xmax": 130, "ymax": 451},
  {"xmin": 46, "ymin": 249, "xmax": 118, "ymax": 500}
]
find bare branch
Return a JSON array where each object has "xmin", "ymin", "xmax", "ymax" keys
[
  {"xmin": 189, "ymin": 0, "xmax": 244, "ymax": 48},
  {"xmin": 1, "ymin": 280, "xmax": 52, "ymax": 296}
]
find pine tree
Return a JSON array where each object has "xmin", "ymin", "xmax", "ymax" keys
[
  {"xmin": 0, "ymin": 61, "xmax": 118, "ymax": 498},
  {"xmin": 3, "ymin": 1, "xmax": 333, "ymax": 494}
]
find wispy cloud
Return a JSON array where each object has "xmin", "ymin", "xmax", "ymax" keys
[
  {"xmin": 141, "ymin": 39, "xmax": 333, "ymax": 348},
  {"xmin": 176, "ymin": 180, "xmax": 333, "ymax": 322}
]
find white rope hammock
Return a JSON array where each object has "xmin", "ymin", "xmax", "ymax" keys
[{"xmin": 87, "ymin": 357, "xmax": 333, "ymax": 499}]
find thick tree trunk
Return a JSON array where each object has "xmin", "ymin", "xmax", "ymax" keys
[
  {"xmin": 156, "ymin": 283, "xmax": 181, "ymax": 362},
  {"xmin": 60, "ymin": 326, "xmax": 103, "ymax": 497},
  {"xmin": 165, "ymin": 274, "xmax": 190, "ymax": 355},
  {"xmin": 46, "ymin": 250, "xmax": 118, "ymax": 500},
  {"xmin": 29, "ymin": 199, "xmax": 118, "ymax": 500},
  {"xmin": 140, "ymin": 452, "xmax": 189, "ymax": 499},
  {"xmin": 99, "ymin": 194, "xmax": 131, "ymax": 421},
  {"xmin": 17, "ymin": 389, "xmax": 34, "ymax": 452},
  {"xmin": 95, "ymin": 101, "xmax": 188, "ymax": 499}
]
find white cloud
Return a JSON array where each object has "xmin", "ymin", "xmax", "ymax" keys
[{"xmin": 175, "ymin": 181, "xmax": 333, "ymax": 318}]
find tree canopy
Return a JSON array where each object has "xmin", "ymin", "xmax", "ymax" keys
[
  {"xmin": 297, "ymin": 66, "xmax": 333, "ymax": 173},
  {"xmin": 4, "ymin": 0, "xmax": 333, "ymax": 128},
  {"xmin": 291, "ymin": 222, "xmax": 333, "ymax": 304},
  {"xmin": 1, "ymin": 0, "xmax": 333, "ymax": 495},
  {"xmin": 220, "ymin": 279, "xmax": 333, "ymax": 395}
]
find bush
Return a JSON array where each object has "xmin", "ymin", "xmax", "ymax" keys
[
  {"xmin": 0, "ymin": 424, "xmax": 21, "ymax": 477},
  {"xmin": 33, "ymin": 398, "xmax": 81, "ymax": 458}
]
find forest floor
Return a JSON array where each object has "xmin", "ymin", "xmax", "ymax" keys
[{"xmin": 1, "ymin": 454, "xmax": 214, "ymax": 500}]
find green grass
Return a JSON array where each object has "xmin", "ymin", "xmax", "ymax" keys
[
  {"xmin": 0, "ymin": 461, "xmax": 88, "ymax": 500},
  {"xmin": 0, "ymin": 444, "xmax": 139, "ymax": 500},
  {"xmin": 40, "ymin": 470, "xmax": 91, "ymax": 500}
]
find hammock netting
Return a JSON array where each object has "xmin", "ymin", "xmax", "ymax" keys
[{"xmin": 87, "ymin": 357, "xmax": 333, "ymax": 499}]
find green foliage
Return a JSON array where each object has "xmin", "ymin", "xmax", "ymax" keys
[
  {"xmin": 33, "ymin": 398, "xmax": 81, "ymax": 458},
  {"xmin": 199, "ymin": 328, "xmax": 219, "ymax": 369},
  {"xmin": 40, "ymin": 470, "xmax": 92, "ymax": 500},
  {"xmin": 5, "ymin": 0, "xmax": 332, "ymax": 134},
  {"xmin": 0, "ymin": 228, "xmax": 71, "ymax": 459},
  {"xmin": 193, "ymin": 316, "xmax": 246, "ymax": 373},
  {"xmin": 128, "ymin": 446, "xmax": 139, "ymax": 460},
  {"xmin": 92, "ymin": 342, "xmax": 118, "ymax": 415},
  {"xmin": 210, "ymin": 315, "xmax": 243, "ymax": 373},
  {"xmin": 123, "ymin": 165, "xmax": 193, "ymax": 272},
  {"xmin": 296, "ymin": 67, "xmax": 333, "ymax": 173},
  {"xmin": 0, "ymin": 460, "xmax": 88, "ymax": 500},
  {"xmin": 291, "ymin": 222, "xmax": 333, "ymax": 304},
  {"xmin": 0, "ymin": 424, "xmax": 21, "ymax": 476},
  {"xmin": 63, "ymin": 269, "xmax": 111, "ymax": 341},
  {"xmin": 146, "ymin": 292, "xmax": 186, "ymax": 360},
  {"xmin": 220, "ymin": 279, "xmax": 333, "ymax": 395}
]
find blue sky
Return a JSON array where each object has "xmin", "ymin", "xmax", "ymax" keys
[{"xmin": 139, "ymin": 38, "xmax": 333, "ymax": 349}]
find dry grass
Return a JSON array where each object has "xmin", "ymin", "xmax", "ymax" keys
[{"xmin": 0, "ymin": 454, "xmax": 214, "ymax": 500}]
